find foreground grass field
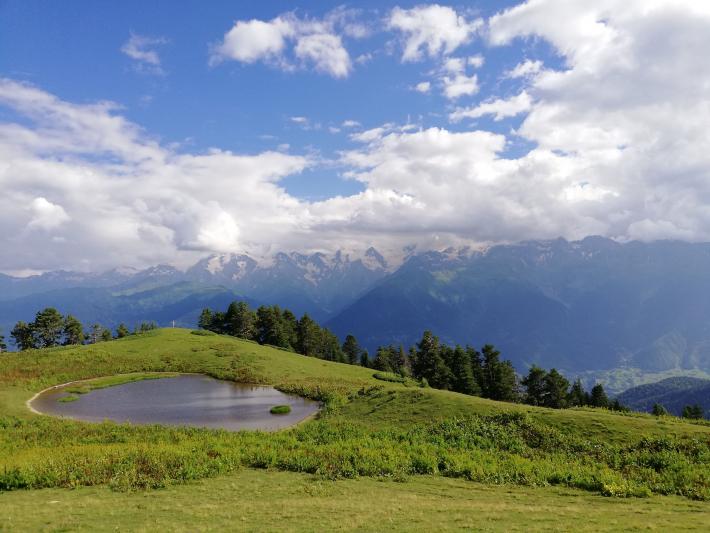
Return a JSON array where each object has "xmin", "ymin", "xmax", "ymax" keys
[
  {"xmin": 2, "ymin": 469, "xmax": 709, "ymax": 532},
  {"xmin": 1, "ymin": 329, "xmax": 709, "ymax": 530}
]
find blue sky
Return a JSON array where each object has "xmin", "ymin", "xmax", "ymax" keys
[
  {"xmin": 1, "ymin": 1, "xmax": 709, "ymax": 273},
  {"xmin": 1, "ymin": 0, "xmax": 538, "ymax": 200}
]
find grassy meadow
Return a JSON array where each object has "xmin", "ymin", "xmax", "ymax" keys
[{"xmin": 0, "ymin": 328, "xmax": 709, "ymax": 530}]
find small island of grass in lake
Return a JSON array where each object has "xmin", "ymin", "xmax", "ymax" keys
[{"xmin": 270, "ymin": 405, "xmax": 291, "ymax": 415}]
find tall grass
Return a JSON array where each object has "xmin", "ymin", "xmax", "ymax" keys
[{"xmin": 1, "ymin": 402, "xmax": 708, "ymax": 499}]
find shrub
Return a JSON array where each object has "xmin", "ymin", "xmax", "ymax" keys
[{"xmin": 270, "ymin": 405, "xmax": 291, "ymax": 415}]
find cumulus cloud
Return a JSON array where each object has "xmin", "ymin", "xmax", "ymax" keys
[
  {"xmin": 387, "ymin": 5, "xmax": 483, "ymax": 62},
  {"xmin": 210, "ymin": 11, "xmax": 352, "ymax": 77},
  {"xmin": 450, "ymin": 91, "xmax": 532, "ymax": 122},
  {"xmin": 0, "ymin": 78, "xmax": 310, "ymax": 271},
  {"xmin": 439, "ymin": 56, "xmax": 482, "ymax": 100},
  {"xmin": 6, "ymin": 1, "xmax": 710, "ymax": 272},
  {"xmin": 121, "ymin": 33, "xmax": 168, "ymax": 74},
  {"xmin": 506, "ymin": 59, "xmax": 542, "ymax": 78},
  {"xmin": 211, "ymin": 18, "xmax": 292, "ymax": 64},
  {"xmin": 28, "ymin": 197, "xmax": 70, "ymax": 230}
]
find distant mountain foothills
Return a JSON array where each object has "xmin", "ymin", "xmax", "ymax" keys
[
  {"xmin": 5, "ymin": 237, "xmax": 710, "ymax": 391},
  {"xmin": 617, "ymin": 377, "xmax": 710, "ymax": 418}
]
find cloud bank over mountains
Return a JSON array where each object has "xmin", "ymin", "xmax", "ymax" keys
[{"xmin": 3, "ymin": 1, "xmax": 710, "ymax": 273}]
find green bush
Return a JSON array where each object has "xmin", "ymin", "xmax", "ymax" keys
[{"xmin": 270, "ymin": 405, "xmax": 292, "ymax": 415}]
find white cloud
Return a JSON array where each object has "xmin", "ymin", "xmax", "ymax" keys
[
  {"xmin": 439, "ymin": 56, "xmax": 480, "ymax": 100},
  {"xmin": 450, "ymin": 91, "xmax": 532, "ymax": 122},
  {"xmin": 6, "ymin": 1, "xmax": 710, "ymax": 271},
  {"xmin": 294, "ymin": 33, "xmax": 351, "ymax": 78},
  {"xmin": 121, "ymin": 33, "xmax": 168, "ymax": 74},
  {"xmin": 0, "ymin": 78, "xmax": 310, "ymax": 271},
  {"xmin": 414, "ymin": 81, "xmax": 431, "ymax": 93},
  {"xmin": 506, "ymin": 59, "xmax": 542, "ymax": 78},
  {"xmin": 211, "ymin": 11, "xmax": 354, "ymax": 78},
  {"xmin": 28, "ymin": 197, "xmax": 70, "ymax": 230},
  {"xmin": 342, "ymin": 120, "xmax": 361, "ymax": 128},
  {"xmin": 210, "ymin": 17, "xmax": 292, "ymax": 65},
  {"xmin": 387, "ymin": 5, "xmax": 483, "ymax": 62}
]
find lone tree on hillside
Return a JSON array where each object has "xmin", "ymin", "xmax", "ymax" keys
[
  {"xmin": 11, "ymin": 321, "xmax": 36, "ymax": 351},
  {"xmin": 342, "ymin": 334, "xmax": 363, "ymax": 366},
  {"xmin": 32, "ymin": 307, "xmax": 64, "ymax": 348},
  {"xmin": 652, "ymin": 403, "xmax": 668, "ymax": 416},
  {"xmin": 116, "ymin": 323, "xmax": 130, "ymax": 338},
  {"xmin": 589, "ymin": 384, "xmax": 609, "ymax": 408},
  {"xmin": 682, "ymin": 404, "xmax": 704, "ymax": 420}
]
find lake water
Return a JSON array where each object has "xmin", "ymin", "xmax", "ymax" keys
[{"xmin": 30, "ymin": 374, "xmax": 319, "ymax": 431}]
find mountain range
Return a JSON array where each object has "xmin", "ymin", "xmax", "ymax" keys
[
  {"xmin": 4, "ymin": 237, "xmax": 710, "ymax": 391},
  {"xmin": 616, "ymin": 377, "xmax": 710, "ymax": 418}
]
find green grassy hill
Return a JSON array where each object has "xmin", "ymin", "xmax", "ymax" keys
[{"xmin": 1, "ymin": 329, "xmax": 709, "ymax": 531}]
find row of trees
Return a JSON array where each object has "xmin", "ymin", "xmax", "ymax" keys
[
  {"xmin": 199, "ymin": 302, "xmax": 346, "ymax": 362},
  {"xmin": 652, "ymin": 403, "xmax": 705, "ymax": 420},
  {"xmin": 7, "ymin": 307, "xmax": 157, "ymax": 350},
  {"xmin": 521, "ymin": 365, "xmax": 620, "ymax": 410},
  {"xmin": 199, "ymin": 301, "xmax": 620, "ymax": 411}
]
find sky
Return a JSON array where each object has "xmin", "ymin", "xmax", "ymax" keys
[{"xmin": 2, "ymin": 1, "xmax": 710, "ymax": 274}]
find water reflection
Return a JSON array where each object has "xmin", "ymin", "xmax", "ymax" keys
[{"xmin": 30, "ymin": 375, "xmax": 319, "ymax": 431}]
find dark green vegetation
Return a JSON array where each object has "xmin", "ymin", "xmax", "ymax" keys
[
  {"xmin": 618, "ymin": 376, "xmax": 710, "ymax": 419},
  {"xmin": 270, "ymin": 405, "xmax": 292, "ymax": 415},
  {"xmin": 1, "ymin": 329, "xmax": 709, "ymax": 505},
  {"xmin": 9, "ymin": 306, "xmax": 158, "ymax": 350},
  {"xmin": 198, "ymin": 301, "xmax": 624, "ymax": 416}
]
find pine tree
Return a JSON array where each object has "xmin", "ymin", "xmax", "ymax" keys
[
  {"xmin": 281, "ymin": 309, "xmax": 298, "ymax": 349},
  {"xmin": 589, "ymin": 384, "xmax": 609, "ymax": 408},
  {"xmin": 101, "ymin": 328, "xmax": 112, "ymax": 342},
  {"xmin": 62, "ymin": 315, "xmax": 85, "ymax": 345},
  {"xmin": 318, "ymin": 329, "xmax": 344, "ymax": 361},
  {"xmin": 651, "ymin": 403, "xmax": 668, "ymax": 416},
  {"xmin": 296, "ymin": 314, "xmax": 320, "ymax": 356},
  {"xmin": 413, "ymin": 331, "xmax": 452, "ymax": 390},
  {"xmin": 466, "ymin": 346, "xmax": 483, "ymax": 391},
  {"xmin": 198, "ymin": 308, "xmax": 213, "ymax": 331},
  {"xmin": 32, "ymin": 307, "xmax": 64, "ymax": 348},
  {"xmin": 395, "ymin": 345, "xmax": 408, "ymax": 376},
  {"xmin": 542, "ymin": 368, "xmax": 570, "ymax": 408},
  {"xmin": 89, "ymin": 323, "xmax": 102, "ymax": 344},
  {"xmin": 522, "ymin": 365, "xmax": 547, "ymax": 406},
  {"xmin": 225, "ymin": 301, "xmax": 256, "ymax": 339},
  {"xmin": 449, "ymin": 345, "xmax": 479, "ymax": 395},
  {"xmin": 255, "ymin": 306, "xmax": 290, "ymax": 348},
  {"xmin": 11, "ymin": 321, "xmax": 35, "ymax": 350},
  {"xmin": 480, "ymin": 344, "xmax": 518, "ymax": 402},
  {"xmin": 0, "ymin": 329, "xmax": 7, "ymax": 353},
  {"xmin": 372, "ymin": 346, "xmax": 394, "ymax": 372},
  {"xmin": 116, "ymin": 323, "xmax": 130, "ymax": 338},
  {"xmin": 359, "ymin": 349, "xmax": 370, "ymax": 368},
  {"xmin": 682, "ymin": 404, "xmax": 704, "ymax": 420},
  {"xmin": 567, "ymin": 378, "xmax": 587, "ymax": 407},
  {"xmin": 342, "ymin": 334, "xmax": 362, "ymax": 365}
]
